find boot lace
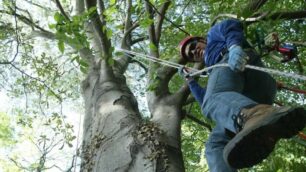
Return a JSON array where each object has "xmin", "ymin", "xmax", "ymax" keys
[{"xmin": 232, "ymin": 113, "xmax": 246, "ymax": 132}]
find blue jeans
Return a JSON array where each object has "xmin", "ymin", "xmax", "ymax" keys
[{"xmin": 202, "ymin": 50, "xmax": 276, "ymax": 172}]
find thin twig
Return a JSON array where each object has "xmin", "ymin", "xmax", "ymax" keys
[
  {"xmin": 54, "ymin": 0, "xmax": 70, "ymax": 21},
  {"xmin": 9, "ymin": 63, "xmax": 62, "ymax": 101},
  {"xmin": 144, "ymin": 0, "xmax": 190, "ymax": 35}
]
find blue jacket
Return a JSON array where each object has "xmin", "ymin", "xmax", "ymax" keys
[{"xmin": 189, "ymin": 19, "xmax": 245, "ymax": 105}]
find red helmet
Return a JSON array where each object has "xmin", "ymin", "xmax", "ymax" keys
[{"xmin": 179, "ymin": 36, "xmax": 206, "ymax": 61}]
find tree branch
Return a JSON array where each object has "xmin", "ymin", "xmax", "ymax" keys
[
  {"xmin": 131, "ymin": 36, "xmax": 147, "ymax": 45},
  {"xmin": 0, "ymin": 62, "xmax": 62, "ymax": 101},
  {"xmin": 123, "ymin": 22, "xmax": 140, "ymax": 46},
  {"xmin": 0, "ymin": 6, "xmax": 20, "ymax": 64},
  {"xmin": 0, "ymin": 9, "xmax": 49, "ymax": 32},
  {"xmin": 54, "ymin": 0, "xmax": 70, "ymax": 21},
  {"xmin": 144, "ymin": 0, "xmax": 158, "ymax": 50},
  {"xmin": 173, "ymin": 62, "xmax": 204, "ymax": 105},
  {"xmin": 263, "ymin": 10, "xmax": 306, "ymax": 20},
  {"xmin": 145, "ymin": 0, "xmax": 190, "ymax": 35},
  {"xmin": 130, "ymin": 59, "xmax": 148, "ymax": 73},
  {"xmin": 31, "ymin": 30, "xmax": 56, "ymax": 40},
  {"xmin": 9, "ymin": 158, "xmax": 30, "ymax": 171},
  {"xmin": 212, "ymin": 10, "xmax": 306, "ymax": 26},
  {"xmin": 85, "ymin": 0, "xmax": 112, "ymax": 58},
  {"xmin": 112, "ymin": 0, "xmax": 137, "ymax": 75},
  {"xmin": 244, "ymin": 0, "xmax": 268, "ymax": 13},
  {"xmin": 74, "ymin": 0, "xmax": 85, "ymax": 14},
  {"xmin": 186, "ymin": 114, "xmax": 212, "ymax": 131},
  {"xmin": 24, "ymin": 0, "xmax": 53, "ymax": 11},
  {"xmin": 155, "ymin": 1, "xmax": 171, "ymax": 43},
  {"xmin": 121, "ymin": 0, "xmax": 134, "ymax": 49}
]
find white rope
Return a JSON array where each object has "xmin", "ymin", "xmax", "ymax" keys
[
  {"xmin": 189, "ymin": 63, "xmax": 306, "ymax": 81},
  {"xmin": 117, "ymin": 48, "xmax": 207, "ymax": 77},
  {"xmin": 117, "ymin": 48, "xmax": 181, "ymax": 68},
  {"xmin": 116, "ymin": 48, "xmax": 306, "ymax": 81}
]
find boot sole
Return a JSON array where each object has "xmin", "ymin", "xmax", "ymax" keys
[{"xmin": 223, "ymin": 107, "xmax": 306, "ymax": 169}]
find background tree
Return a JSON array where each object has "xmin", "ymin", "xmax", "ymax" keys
[{"xmin": 0, "ymin": 0, "xmax": 305, "ymax": 171}]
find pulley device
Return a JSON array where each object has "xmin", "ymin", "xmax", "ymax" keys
[{"xmin": 255, "ymin": 30, "xmax": 298, "ymax": 63}]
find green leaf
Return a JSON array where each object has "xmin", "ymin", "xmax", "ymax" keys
[
  {"xmin": 110, "ymin": 0, "xmax": 116, "ymax": 6},
  {"xmin": 71, "ymin": 55, "xmax": 80, "ymax": 62},
  {"xmin": 139, "ymin": 15, "xmax": 154, "ymax": 28},
  {"xmin": 149, "ymin": 43, "xmax": 157, "ymax": 51},
  {"xmin": 48, "ymin": 24, "xmax": 56, "ymax": 29},
  {"xmin": 68, "ymin": 143, "xmax": 73, "ymax": 147},
  {"xmin": 114, "ymin": 51, "xmax": 124, "ymax": 57},
  {"xmin": 58, "ymin": 41, "xmax": 65, "ymax": 53},
  {"xmin": 79, "ymin": 59, "xmax": 88, "ymax": 67},
  {"xmin": 54, "ymin": 12, "xmax": 65, "ymax": 23},
  {"xmin": 108, "ymin": 58, "xmax": 114, "ymax": 66},
  {"xmin": 0, "ymin": 112, "xmax": 15, "ymax": 147},
  {"xmin": 80, "ymin": 66, "xmax": 88, "ymax": 74},
  {"xmin": 87, "ymin": 6, "xmax": 97, "ymax": 17},
  {"xmin": 106, "ymin": 29, "xmax": 113, "ymax": 39}
]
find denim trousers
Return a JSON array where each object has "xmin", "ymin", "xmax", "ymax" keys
[{"xmin": 201, "ymin": 50, "xmax": 276, "ymax": 172}]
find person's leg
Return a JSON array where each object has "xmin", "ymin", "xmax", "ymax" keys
[
  {"xmin": 202, "ymin": 51, "xmax": 306, "ymax": 169},
  {"xmin": 243, "ymin": 51, "xmax": 276, "ymax": 104},
  {"xmin": 205, "ymin": 125, "xmax": 237, "ymax": 172},
  {"xmin": 222, "ymin": 50, "xmax": 306, "ymax": 169},
  {"xmin": 202, "ymin": 54, "xmax": 257, "ymax": 132}
]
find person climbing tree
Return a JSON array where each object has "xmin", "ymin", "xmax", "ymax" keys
[{"xmin": 178, "ymin": 19, "xmax": 306, "ymax": 172}]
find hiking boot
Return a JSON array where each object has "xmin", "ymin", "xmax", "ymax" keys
[{"xmin": 223, "ymin": 104, "xmax": 306, "ymax": 169}]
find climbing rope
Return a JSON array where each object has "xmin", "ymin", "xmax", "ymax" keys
[
  {"xmin": 117, "ymin": 48, "xmax": 207, "ymax": 77},
  {"xmin": 189, "ymin": 63, "xmax": 306, "ymax": 81},
  {"xmin": 117, "ymin": 48, "xmax": 306, "ymax": 82}
]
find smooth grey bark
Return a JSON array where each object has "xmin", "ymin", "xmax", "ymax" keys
[{"xmin": 81, "ymin": 60, "xmax": 147, "ymax": 172}]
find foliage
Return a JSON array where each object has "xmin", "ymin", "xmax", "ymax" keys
[
  {"xmin": 0, "ymin": 112, "xmax": 16, "ymax": 147},
  {"xmin": 0, "ymin": 108, "xmax": 79, "ymax": 171},
  {"xmin": 181, "ymin": 103, "xmax": 211, "ymax": 172}
]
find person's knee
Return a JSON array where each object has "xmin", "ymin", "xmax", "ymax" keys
[{"xmin": 205, "ymin": 139, "xmax": 226, "ymax": 156}]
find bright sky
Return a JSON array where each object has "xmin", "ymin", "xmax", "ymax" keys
[{"xmin": 0, "ymin": 91, "xmax": 9, "ymax": 112}]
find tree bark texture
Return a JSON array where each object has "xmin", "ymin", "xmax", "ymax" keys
[{"xmin": 80, "ymin": 59, "xmax": 185, "ymax": 171}]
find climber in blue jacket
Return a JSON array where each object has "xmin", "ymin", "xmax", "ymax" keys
[{"xmin": 178, "ymin": 19, "xmax": 306, "ymax": 172}]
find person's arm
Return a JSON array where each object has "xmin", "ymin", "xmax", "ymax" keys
[
  {"xmin": 188, "ymin": 80, "xmax": 206, "ymax": 105},
  {"xmin": 178, "ymin": 67, "xmax": 206, "ymax": 104},
  {"xmin": 208, "ymin": 19, "xmax": 245, "ymax": 48},
  {"xmin": 209, "ymin": 19, "xmax": 249, "ymax": 72}
]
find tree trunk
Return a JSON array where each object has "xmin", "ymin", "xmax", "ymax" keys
[{"xmin": 80, "ymin": 59, "xmax": 184, "ymax": 171}]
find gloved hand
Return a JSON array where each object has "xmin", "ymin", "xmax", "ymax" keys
[
  {"xmin": 228, "ymin": 45, "xmax": 249, "ymax": 72},
  {"xmin": 178, "ymin": 66, "xmax": 193, "ymax": 81}
]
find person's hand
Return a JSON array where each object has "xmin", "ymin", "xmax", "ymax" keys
[
  {"xmin": 228, "ymin": 45, "xmax": 249, "ymax": 72},
  {"xmin": 178, "ymin": 66, "xmax": 193, "ymax": 81}
]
